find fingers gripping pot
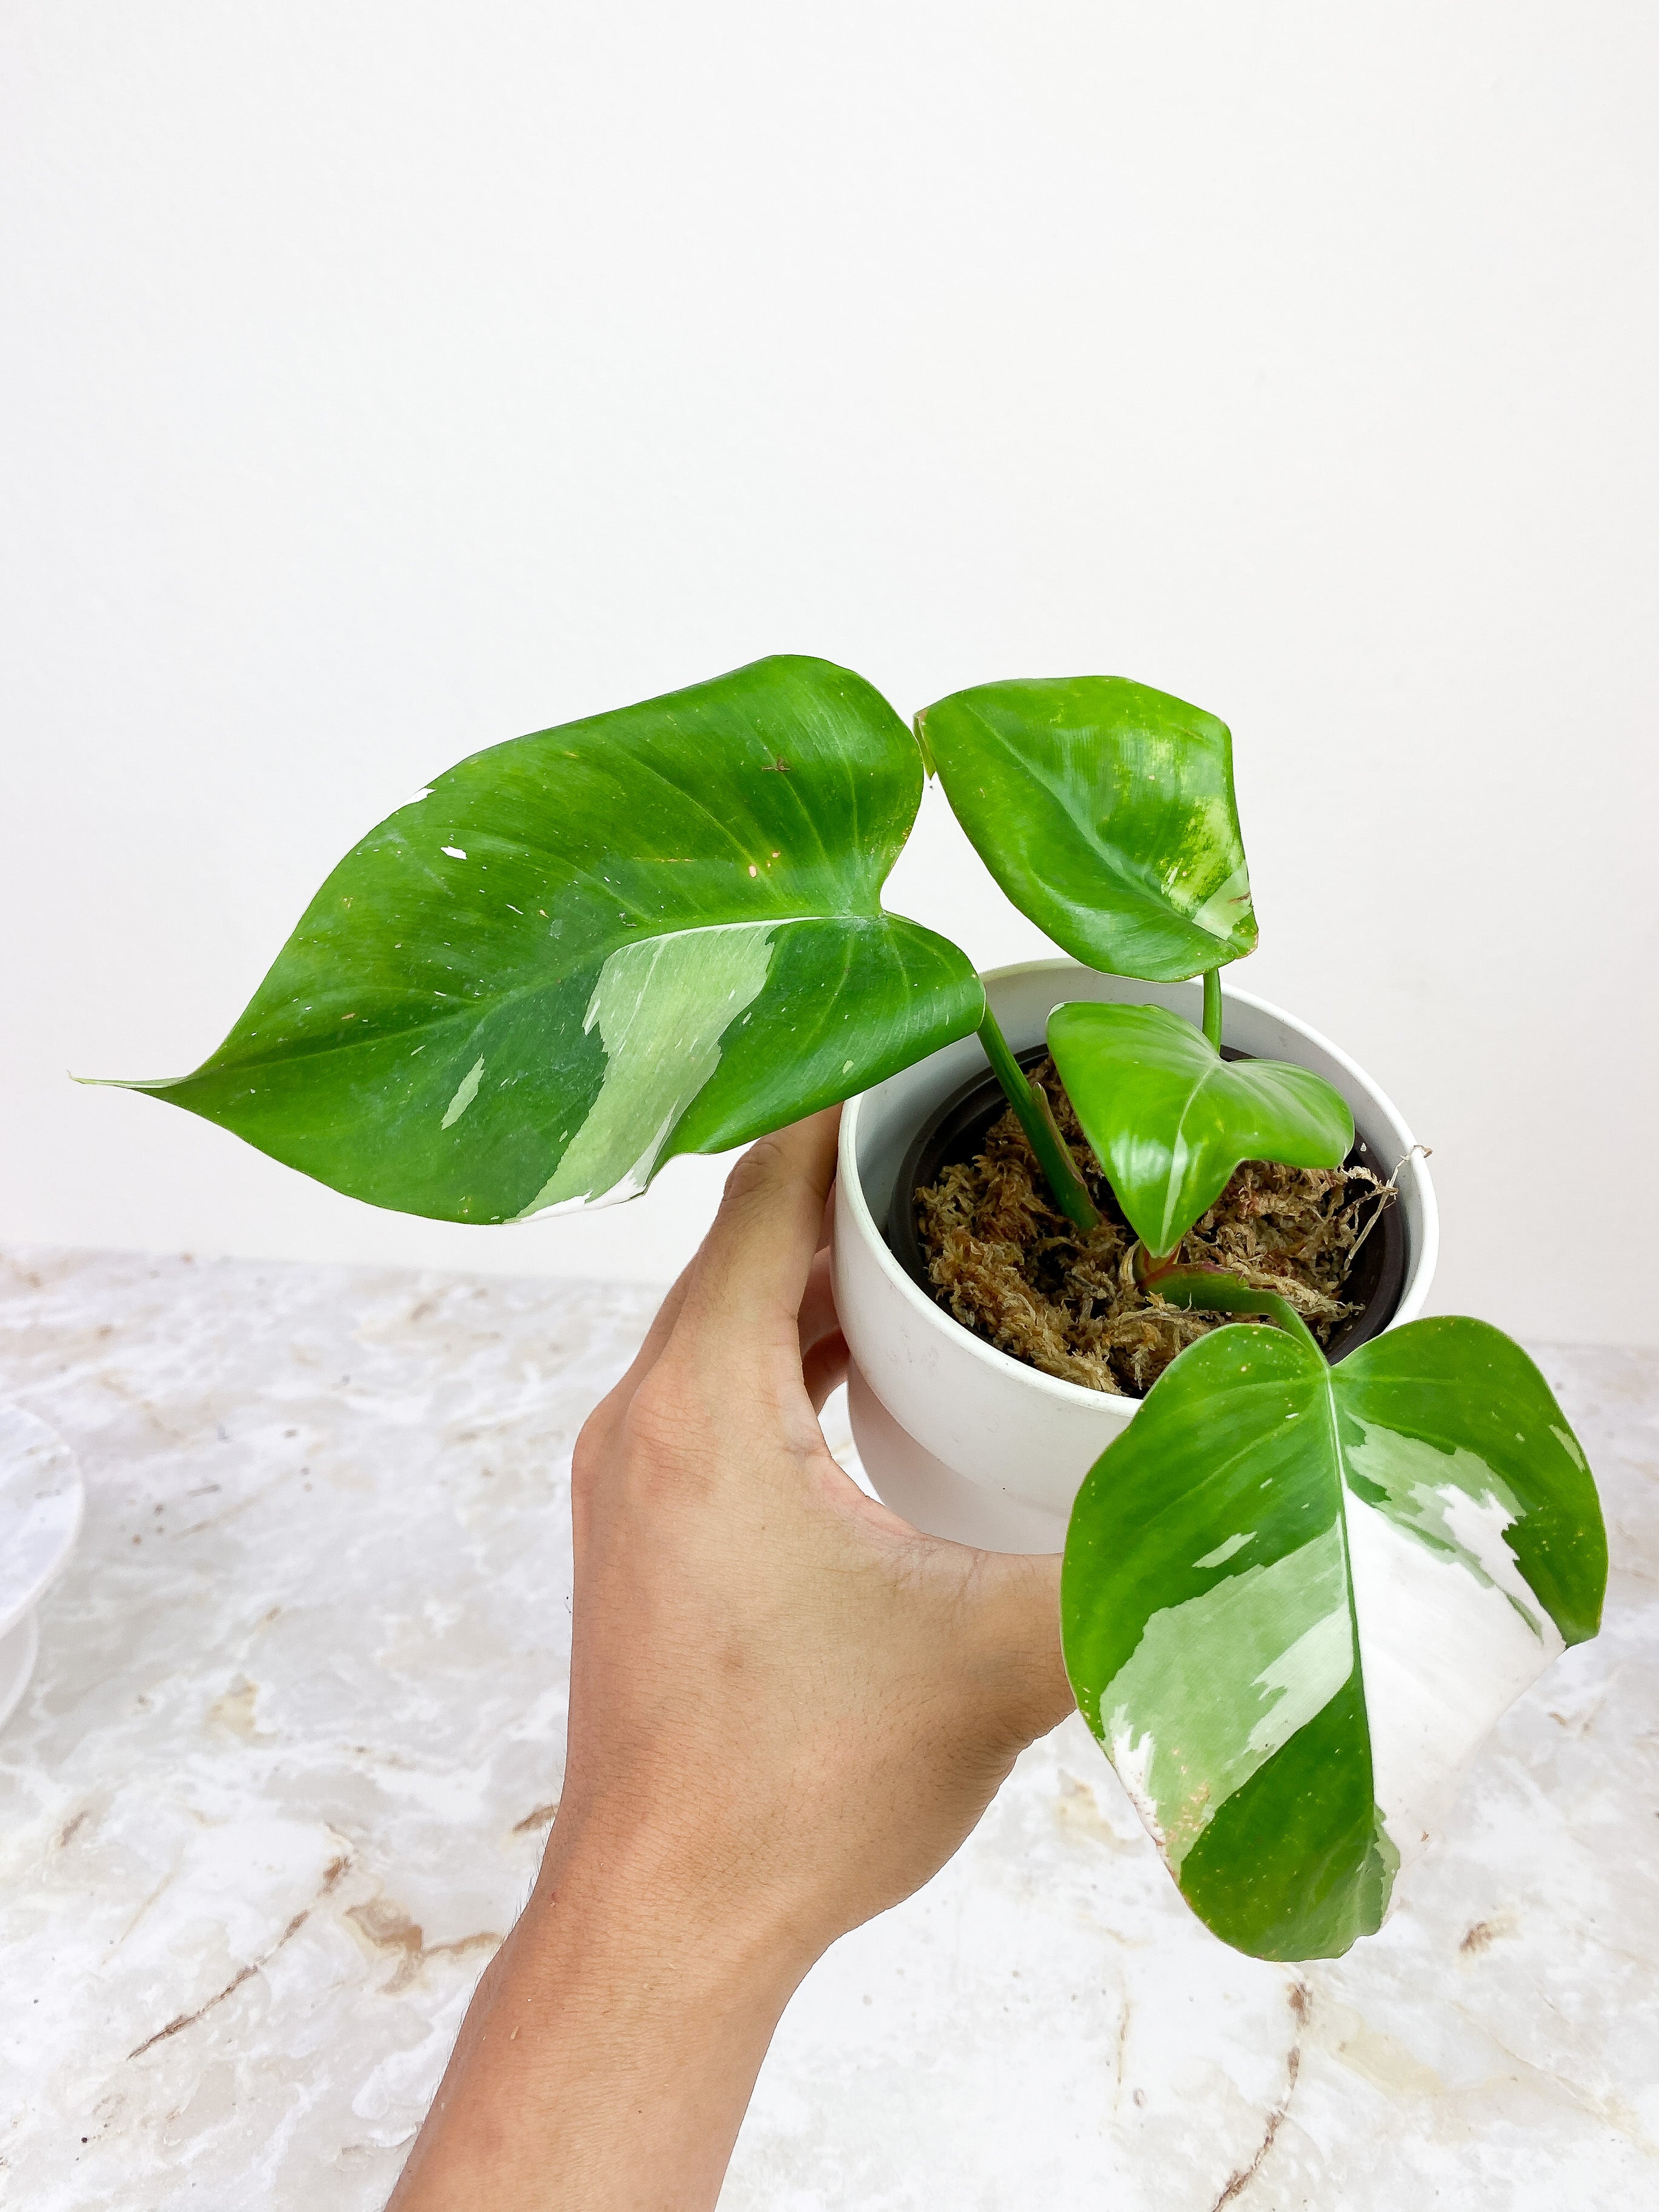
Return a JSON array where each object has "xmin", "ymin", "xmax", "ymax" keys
[{"xmin": 831, "ymin": 960, "xmax": 1438, "ymax": 1553}]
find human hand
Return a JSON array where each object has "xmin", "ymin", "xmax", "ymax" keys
[{"xmin": 390, "ymin": 1108, "xmax": 1073, "ymax": 2211}]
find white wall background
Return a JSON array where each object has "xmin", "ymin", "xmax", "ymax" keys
[{"xmin": 4, "ymin": 2, "xmax": 1655, "ymax": 1343}]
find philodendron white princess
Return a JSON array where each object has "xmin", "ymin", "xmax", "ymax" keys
[{"xmin": 99, "ymin": 654, "xmax": 1607, "ymax": 1961}]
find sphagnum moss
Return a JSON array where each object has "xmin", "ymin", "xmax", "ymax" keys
[{"xmin": 916, "ymin": 1057, "xmax": 1391, "ymax": 1396}]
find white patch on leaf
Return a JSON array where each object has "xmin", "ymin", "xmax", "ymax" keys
[
  {"xmin": 1194, "ymin": 1532, "xmax": 1253, "ymax": 1570},
  {"xmin": 1245, "ymin": 1606, "xmax": 1354, "ymax": 1756},
  {"xmin": 441, "ymin": 1055, "xmax": 486, "ymax": 1129},
  {"xmin": 518, "ymin": 922, "xmax": 779, "ymax": 1215},
  {"xmin": 1106, "ymin": 1718, "xmax": 1165, "ymax": 1848},
  {"xmin": 1343, "ymin": 1423, "xmax": 1549, "ymax": 1636},
  {"xmin": 1098, "ymin": 1524, "xmax": 1352, "ymax": 1872},
  {"xmin": 1186, "ymin": 856, "xmax": 1255, "ymax": 942},
  {"xmin": 1551, "ymin": 1423, "xmax": 1588, "ymax": 1472},
  {"xmin": 1344, "ymin": 1490, "xmax": 1563, "ymax": 1864}
]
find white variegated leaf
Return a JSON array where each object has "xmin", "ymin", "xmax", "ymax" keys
[
  {"xmin": 1062, "ymin": 1317, "xmax": 1606, "ymax": 1960},
  {"xmin": 107, "ymin": 656, "xmax": 983, "ymax": 1220}
]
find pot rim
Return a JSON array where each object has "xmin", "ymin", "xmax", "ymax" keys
[{"xmin": 837, "ymin": 956, "xmax": 1441, "ymax": 1415}]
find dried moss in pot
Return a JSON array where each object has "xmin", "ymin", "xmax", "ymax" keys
[{"xmin": 905, "ymin": 1054, "xmax": 1398, "ymax": 1397}]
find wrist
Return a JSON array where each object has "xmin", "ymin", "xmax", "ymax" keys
[
  {"xmin": 521, "ymin": 1796, "xmax": 826, "ymax": 2018},
  {"xmin": 390, "ymin": 1801, "xmax": 814, "ymax": 2211}
]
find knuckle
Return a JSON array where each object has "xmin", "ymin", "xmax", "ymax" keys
[
  {"xmin": 722, "ymin": 1132, "xmax": 788, "ymax": 1209},
  {"xmin": 570, "ymin": 1409, "xmax": 610, "ymax": 1506},
  {"xmin": 623, "ymin": 1366, "xmax": 701, "ymax": 1456}
]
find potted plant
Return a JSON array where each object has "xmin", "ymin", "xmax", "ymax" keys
[{"xmin": 103, "ymin": 653, "xmax": 1606, "ymax": 1964}]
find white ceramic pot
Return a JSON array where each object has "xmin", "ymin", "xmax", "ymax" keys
[{"xmin": 833, "ymin": 958, "xmax": 1438, "ymax": 1553}]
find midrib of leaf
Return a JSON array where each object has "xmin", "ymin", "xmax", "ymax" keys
[
  {"xmin": 964, "ymin": 704, "xmax": 1214, "ymax": 933},
  {"xmin": 1155, "ymin": 1050, "xmax": 1229, "ymax": 1250},
  {"xmin": 243, "ymin": 789, "xmax": 889, "ymax": 1071},
  {"xmin": 1314, "ymin": 1355, "xmax": 1377, "ymax": 1827},
  {"xmin": 182, "ymin": 911, "xmax": 898, "ymax": 1084}
]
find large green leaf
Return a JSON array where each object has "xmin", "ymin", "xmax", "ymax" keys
[
  {"xmin": 111, "ymin": 656, "xmax": 983, "ymax": 1221},
  {"xmin": 1048, "ymin": 1000, "xmax": 1353, "ymax": 1256},
  {"xmin": 915, "ymin": 676, "xmax": 1258, "ymax": 981},
  {"xmin": 1062, "ymin": 1317, "xmax": 1606, "ymax": 1961}
]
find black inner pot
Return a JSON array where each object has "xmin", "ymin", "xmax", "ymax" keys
[{"xmin": 885, "ymin": 1042, "xmax": 1408, "ymax": 1388}]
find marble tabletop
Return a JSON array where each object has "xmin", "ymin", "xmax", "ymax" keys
[{"xmin": 1, "ymin": 1243, "xmax": 1654, "ymax": 2210}]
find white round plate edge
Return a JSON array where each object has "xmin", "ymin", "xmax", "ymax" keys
[
  {"xmin": 0, "ymin": 1612, "xmax": 39, "ymax": 1733},
  {"xmin": 0, "ymin": 1405, "xmax": 85, "ymax": 1636}
]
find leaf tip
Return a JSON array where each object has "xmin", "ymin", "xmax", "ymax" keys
[{"xmin": 911, "ymin": 712, "xmax": 937, "ymax": 780}]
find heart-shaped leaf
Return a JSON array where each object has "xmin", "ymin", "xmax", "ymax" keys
[
  {"xmin": 1048, "ymin": 1000, "xmax": 1353, "ymax": 1255},
  {"xmin": 915, "ymin": 676, "xmax": 1258, "ymax": 981},
  {"xmin": 109, "ymin": 656, "xmax": 983, "ymax": 1221},
  {"xmin": 1062, "ymin": 1317, "xmax": 1606, "ymax": 1961}
]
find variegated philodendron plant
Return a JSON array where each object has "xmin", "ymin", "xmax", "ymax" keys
[{"xmin": 104, "ymin": 655, "xmax": 1606, "ymax": 1961}]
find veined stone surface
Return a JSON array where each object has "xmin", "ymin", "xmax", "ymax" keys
[{"xmin": 0, "ymin": 1243, "xmax": 1654, "ymax": 2210}]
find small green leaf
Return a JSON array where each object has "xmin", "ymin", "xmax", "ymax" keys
[
  {"xmin": 1062, "ymin": 1317, "xmax": 1606, "ymax": 1961},
  {"xmin": 915, "ymin": 676, "xmax": 1258, "ymax": 981},
  {"xmin": 109, "ymin": 656, "xmax": 983, "ymax": 1222},
  {"xmin": 1048, "ymin": 1000, "xmax": 1353, "ymax": 1255}
]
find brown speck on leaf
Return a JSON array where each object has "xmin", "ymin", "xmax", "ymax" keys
[{"xmin": 1460, "ymin": 1919, "xmax": 1502, "ymax": 1955}]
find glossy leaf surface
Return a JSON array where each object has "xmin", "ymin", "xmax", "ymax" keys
[
  {"xmin": 115, "ymin": 656, "xmax": 983, "ymax": 1221},
  {"xmin": 1063, "ymin": 1318, "xmax": 1605, "ymax": 1961},
  {"xmin": 1048, "ymin": 1000, "xmax": 1353, "ymax": 1255},
  {"xmin": 916, "ymin": 676, "xmax": 1258, "ymax": 981}
]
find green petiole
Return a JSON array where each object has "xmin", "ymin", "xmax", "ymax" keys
[
  {"xmin": 976, "ymin": 1006, "xmax": 1102, "ymax": 1233},
  {"xmin": 1138, "ymin": 1260, "xmax": 1323, "ymax": 1357},
  {"xmin": 1202, "ymin": 968, "xmax": 1223, "ymax": 1052}
]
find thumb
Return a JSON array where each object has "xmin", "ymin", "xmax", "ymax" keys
[{"xmin": 674, "ymin": 1109, "xmax": 842, "ymax": 1357}]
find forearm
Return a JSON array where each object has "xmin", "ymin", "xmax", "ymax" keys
[
  {"xmin": 388, "ymin": 1819, "xmax": 811, "ymax": 2212},
  {"xmin": 387, "ymin": 1116, "xmax": 1071, "ymax": 2204}
]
